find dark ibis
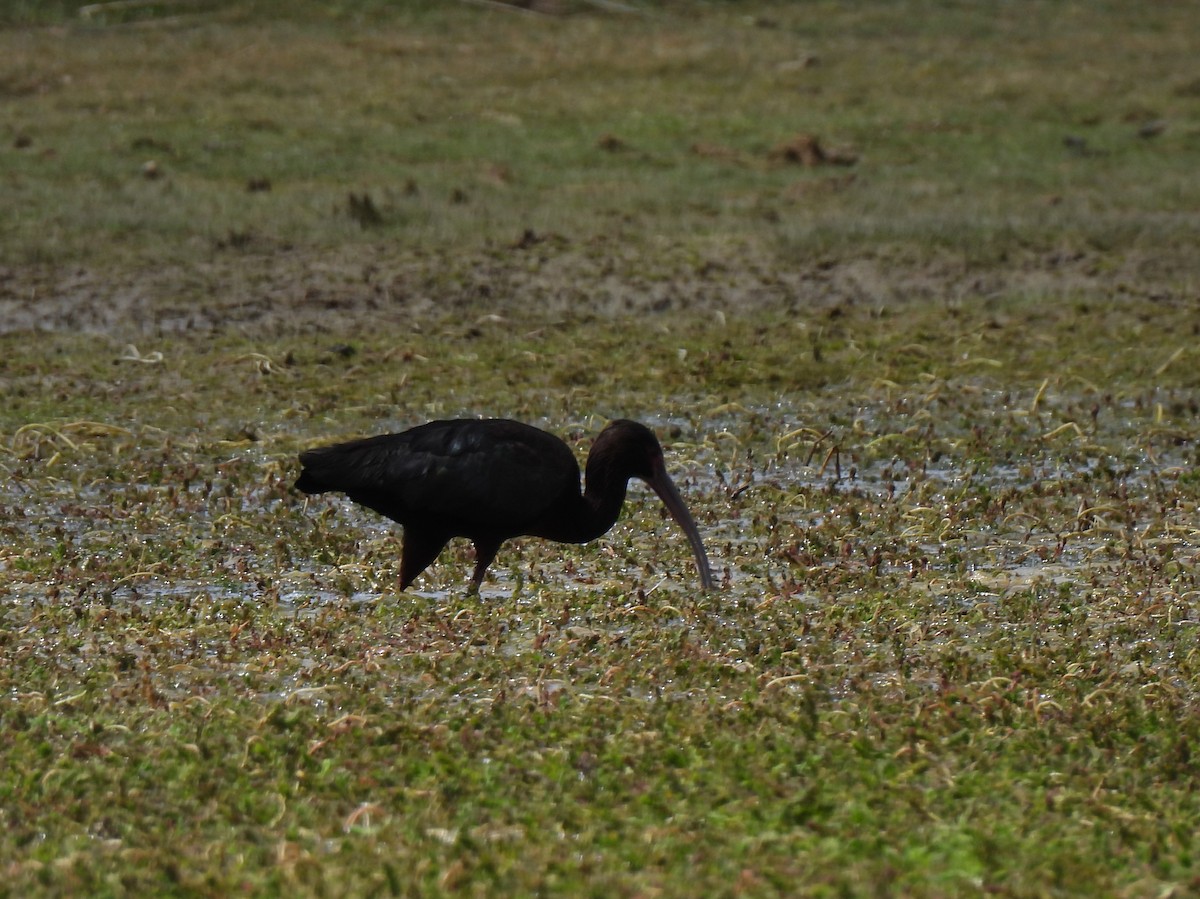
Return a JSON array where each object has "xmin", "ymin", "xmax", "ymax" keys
[{"xmin": 295, "ymin": 418, "xmax": 715, "ymax": 592}]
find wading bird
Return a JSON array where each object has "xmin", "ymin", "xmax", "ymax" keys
[{"xmin": 295, "ymin": 418, "xmax": 714, "ymax": 592}]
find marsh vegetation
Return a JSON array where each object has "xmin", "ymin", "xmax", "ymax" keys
[{"xmin": 2, "ymin": 2, "xmax": 1199, "ymax": 895}]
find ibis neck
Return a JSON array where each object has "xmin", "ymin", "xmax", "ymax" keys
[
  {"xmin": 540, "ymin": 461, "xmax": 629, "ymax": 544},
  {"xmin": 580, "ymin": 471, "xmax": 629, "ymax": 540}
]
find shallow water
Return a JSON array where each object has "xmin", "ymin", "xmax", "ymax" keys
[{"xmin": 3, "ymin": 395, "xmax": 1197, "ymax": 639}]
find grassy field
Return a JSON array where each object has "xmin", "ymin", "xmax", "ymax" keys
[{"xmin": 3, "ymin": 2, "xmax": 1200, "ymax": 896}]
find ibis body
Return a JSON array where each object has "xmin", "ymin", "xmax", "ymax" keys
[{"xmin": 295, "ymin": 418, "xmax": 714, "ymax": 591}]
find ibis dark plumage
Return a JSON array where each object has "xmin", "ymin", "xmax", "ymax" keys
[{"xmin": 295, "ymin": 419, "xmax": 715, "ymax": 591}]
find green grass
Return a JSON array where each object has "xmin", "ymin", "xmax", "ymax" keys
[
  {"xmin": 3, "ymin": 2, "xmax": 1200, "ymax": 896},
  {"xmin": 3, "ymin": 1, "xmax": 1199, "ymax": 267}
]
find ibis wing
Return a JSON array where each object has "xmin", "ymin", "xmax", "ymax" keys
[{"xmin": 298, "ymin": 420, "xmax": 579, "ymax": 530}]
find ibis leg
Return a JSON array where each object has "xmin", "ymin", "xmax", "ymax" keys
[
  {"xmin": 469, "ymin": 537, "xmax": 504, "ymax": 593},
  {"xmin": 399, "ymin": 529, "xmax": 451, "ymax": 591}
]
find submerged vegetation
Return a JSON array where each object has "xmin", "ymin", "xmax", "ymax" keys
[{"xmin": 2, "ymin": 2, "xmax": 1200, "ymax": 896}]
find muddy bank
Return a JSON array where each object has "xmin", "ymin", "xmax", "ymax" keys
[{"xmin": 0, "ymin": 238, "xmax": 1192, "ymax": 337}]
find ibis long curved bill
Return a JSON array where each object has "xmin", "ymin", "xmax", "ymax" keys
[{"xmin": 645, "ymin": 462, "xmax": 715, "ymax": 590}]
